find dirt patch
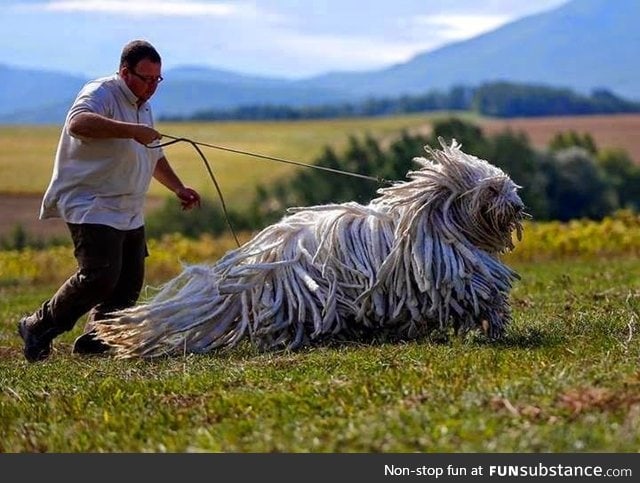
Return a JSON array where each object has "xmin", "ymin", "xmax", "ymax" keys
[
  {"xmin": 0, "ymin": 193, "xmax": 165, "ymax": 242},
  {"xmin": 481, "ymin": 114, "xmax": 640, "ymax": 164},
  {"xmin": 383, "ymin": 114, "xmax": 640, "ymax": 163}
]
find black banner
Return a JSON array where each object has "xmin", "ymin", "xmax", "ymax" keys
[{"xmin": 1, "ymin": 453, "xmax": 638, "ymax": 482}]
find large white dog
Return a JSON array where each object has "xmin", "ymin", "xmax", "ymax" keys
[{"xmin": 95, "ymin": 138, "xmax": 526, "ymax": 357}]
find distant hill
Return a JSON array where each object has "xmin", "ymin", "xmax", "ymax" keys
[
  {"xmin": 152, "ymin": 66, "xmax": 351, "ymax": 118},
  {"xmin": 0, "ymin": 65, "xmax": 85, "ymax": 123},
  {"xmin": 1, "ymin": 0, "xmax": 638, "ymax": 124},
  {"xmin": 300, "ymin": 0, "xmax": 640, "ymax": 100},
  {"xmin": 0, "ymin": 64, "xmax": 350, "ymax": 124}
]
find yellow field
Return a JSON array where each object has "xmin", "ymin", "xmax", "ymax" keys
[{"xmin": 0, "ymin": 114, "xmax": 443, "ymax": 203}]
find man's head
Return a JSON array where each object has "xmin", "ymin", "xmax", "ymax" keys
[{"xmin": 119, "ymin": 40, "xmax": 162, "ymax": 104}]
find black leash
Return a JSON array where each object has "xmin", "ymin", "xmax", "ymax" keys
[{"xmin": 148, "ymin": 133, "xmax": 392, "ymax": 247}]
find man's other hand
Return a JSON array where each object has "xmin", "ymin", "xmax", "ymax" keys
[{"xmin": 176, "ymin": 186, "xmax": 202, "ymax": 210}]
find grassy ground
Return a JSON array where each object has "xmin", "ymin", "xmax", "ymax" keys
[{"xmin": 0, "ymin": 256, "xmax": 638, "ymax": 452}]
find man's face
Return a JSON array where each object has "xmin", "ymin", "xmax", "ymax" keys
[{"xmin": 121, "ymin": 58, "xmax": 162, "ymax": 103}]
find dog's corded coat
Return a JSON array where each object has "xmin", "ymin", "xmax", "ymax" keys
[{"xmin": 95, "ymin": 139, "xmax": 526, "ymax": 357}]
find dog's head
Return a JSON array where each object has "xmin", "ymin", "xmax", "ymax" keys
[{"xmin": 381, "ymin": 137, "xmax": 526, "ymax": 253}]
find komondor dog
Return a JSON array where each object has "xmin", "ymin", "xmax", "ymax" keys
[{"xmin": 95, "ymin": 138, "xmax": 526, "ymax": 358}]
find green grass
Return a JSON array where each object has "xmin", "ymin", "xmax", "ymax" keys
[{"xmin": 1, "ymin": 257, "xmax": 638, "ymax": 452}]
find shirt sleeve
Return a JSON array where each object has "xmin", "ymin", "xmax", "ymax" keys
[{"xmin": 66, "ymin": 81, "xmax": 114, "ymax": 124}]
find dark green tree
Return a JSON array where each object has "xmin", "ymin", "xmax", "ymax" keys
[
  {"xmin": 546, "ymin": 147, "xmax": 618, "ymax": 221},
  {"xmin": 597, "ymin": 148, "xmax": 640, "ymax": 210},
  {"xmin": 549, "ymin": 131, "xmax": 597, "ymax": 155},
  {"xmin": 427, "ymin": 117, "xmax": 489, "ymax": 157}
]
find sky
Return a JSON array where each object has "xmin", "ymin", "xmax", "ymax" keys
[{"xmin": 1, "ymin": 0, "xmax": 569, "ymax": 79}]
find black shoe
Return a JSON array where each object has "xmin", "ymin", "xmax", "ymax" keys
[
  {"xmin": 72, "ymin": 331, "xmax": 111, "ymax": 355},
  {"xmin": 17, "ymin": 316, "xmax": 54, "ymax": 362}
]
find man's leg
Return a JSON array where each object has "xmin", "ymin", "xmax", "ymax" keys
[
  {"xmin": 72, "ymin": 226, "xmax": 147, "ymax": 354},
  {"xmin": 18, "ymin": 223, "xmax": 123, "ymax": 362}
]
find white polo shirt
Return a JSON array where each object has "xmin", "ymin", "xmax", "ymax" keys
[{"xmin": 40, "ymin": 74, "xmax": 165, "ymax": 230}]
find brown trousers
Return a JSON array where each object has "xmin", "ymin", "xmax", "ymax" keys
[{"xmin": 33, "ymin": 223, "xmax": 147, "ymax": 336}]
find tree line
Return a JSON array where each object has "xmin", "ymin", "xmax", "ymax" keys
[
  {"xmin": 145, "ymin": 118, "xmax": 639, "ymax": 240},
  {"xmin": 161, "ymin": 82, "xmax": 640, "ymax": 122}
]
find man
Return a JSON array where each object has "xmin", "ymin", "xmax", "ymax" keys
[{"xmin": 17, "ymin": 39, "xmax": 201, "ymax": 362}]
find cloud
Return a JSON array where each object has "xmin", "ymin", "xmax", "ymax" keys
[
  {"xmin": 3, "ymin": 1, "xmax": 563, "ymax": 78},
  {"xmin": 15, "ymin": 0, "xmax": 273, "ymax": 19},
  {"xmin": 266, "ymin": 31, "xmax": 438, "ymax": 73},
  {"xmin": 268, "ymin": 13, "xmax": 514, "ymax": 73},
  {"xmin": 409, "ymin": 14, "xmax": 512, "ymax": 40}
]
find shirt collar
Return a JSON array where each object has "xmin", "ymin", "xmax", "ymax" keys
[{"xmin": 115, "ymin": 73, "xmax": 144, "ymax": 108}]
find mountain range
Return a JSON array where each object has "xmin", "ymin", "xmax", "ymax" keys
[{"xmin": 2, "ymin": 0, "xmax": 638, "ymax": 124}]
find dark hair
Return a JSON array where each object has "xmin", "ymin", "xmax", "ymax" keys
[{"xmin": 120, "ymin": 40, "xmax": 161, "ymax": 69}]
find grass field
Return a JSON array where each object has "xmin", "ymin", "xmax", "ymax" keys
[
  {"xmin": 0, "ymin": 113, "xmax": 447, "ymax": 200},
  {"xmin": 0, "ymin": 113, "xmax": 446, "ymax": 241},
  {"xmin": 0, "ymin": 255, "xmax": 638, "ymax": 452}
]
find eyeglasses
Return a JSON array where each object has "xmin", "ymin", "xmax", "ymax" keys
[{"xmin": 130, "ymin": 70, "xmax": 164, "ymax": 84}]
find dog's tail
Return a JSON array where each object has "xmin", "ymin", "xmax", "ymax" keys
[{"xmin": 94, "ymin": 263, "xmax": 253, "ymax": 358}]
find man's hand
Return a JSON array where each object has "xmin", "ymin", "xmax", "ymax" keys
[
  {"xmin": 132, "ymin": 124, "xmax": 161, "ymax": 145},
  {"xmin": 176, "ymin": 186, "xmax": 201, "ymax": 210}
]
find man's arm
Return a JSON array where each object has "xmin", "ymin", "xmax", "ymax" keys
[
  {"xmin": 68, "ymin": 112, "xmax": 160, "ymax": 145},
  {"xmin": 153, "ymin": 156, "xmax": 201, "ymax": 210}
]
